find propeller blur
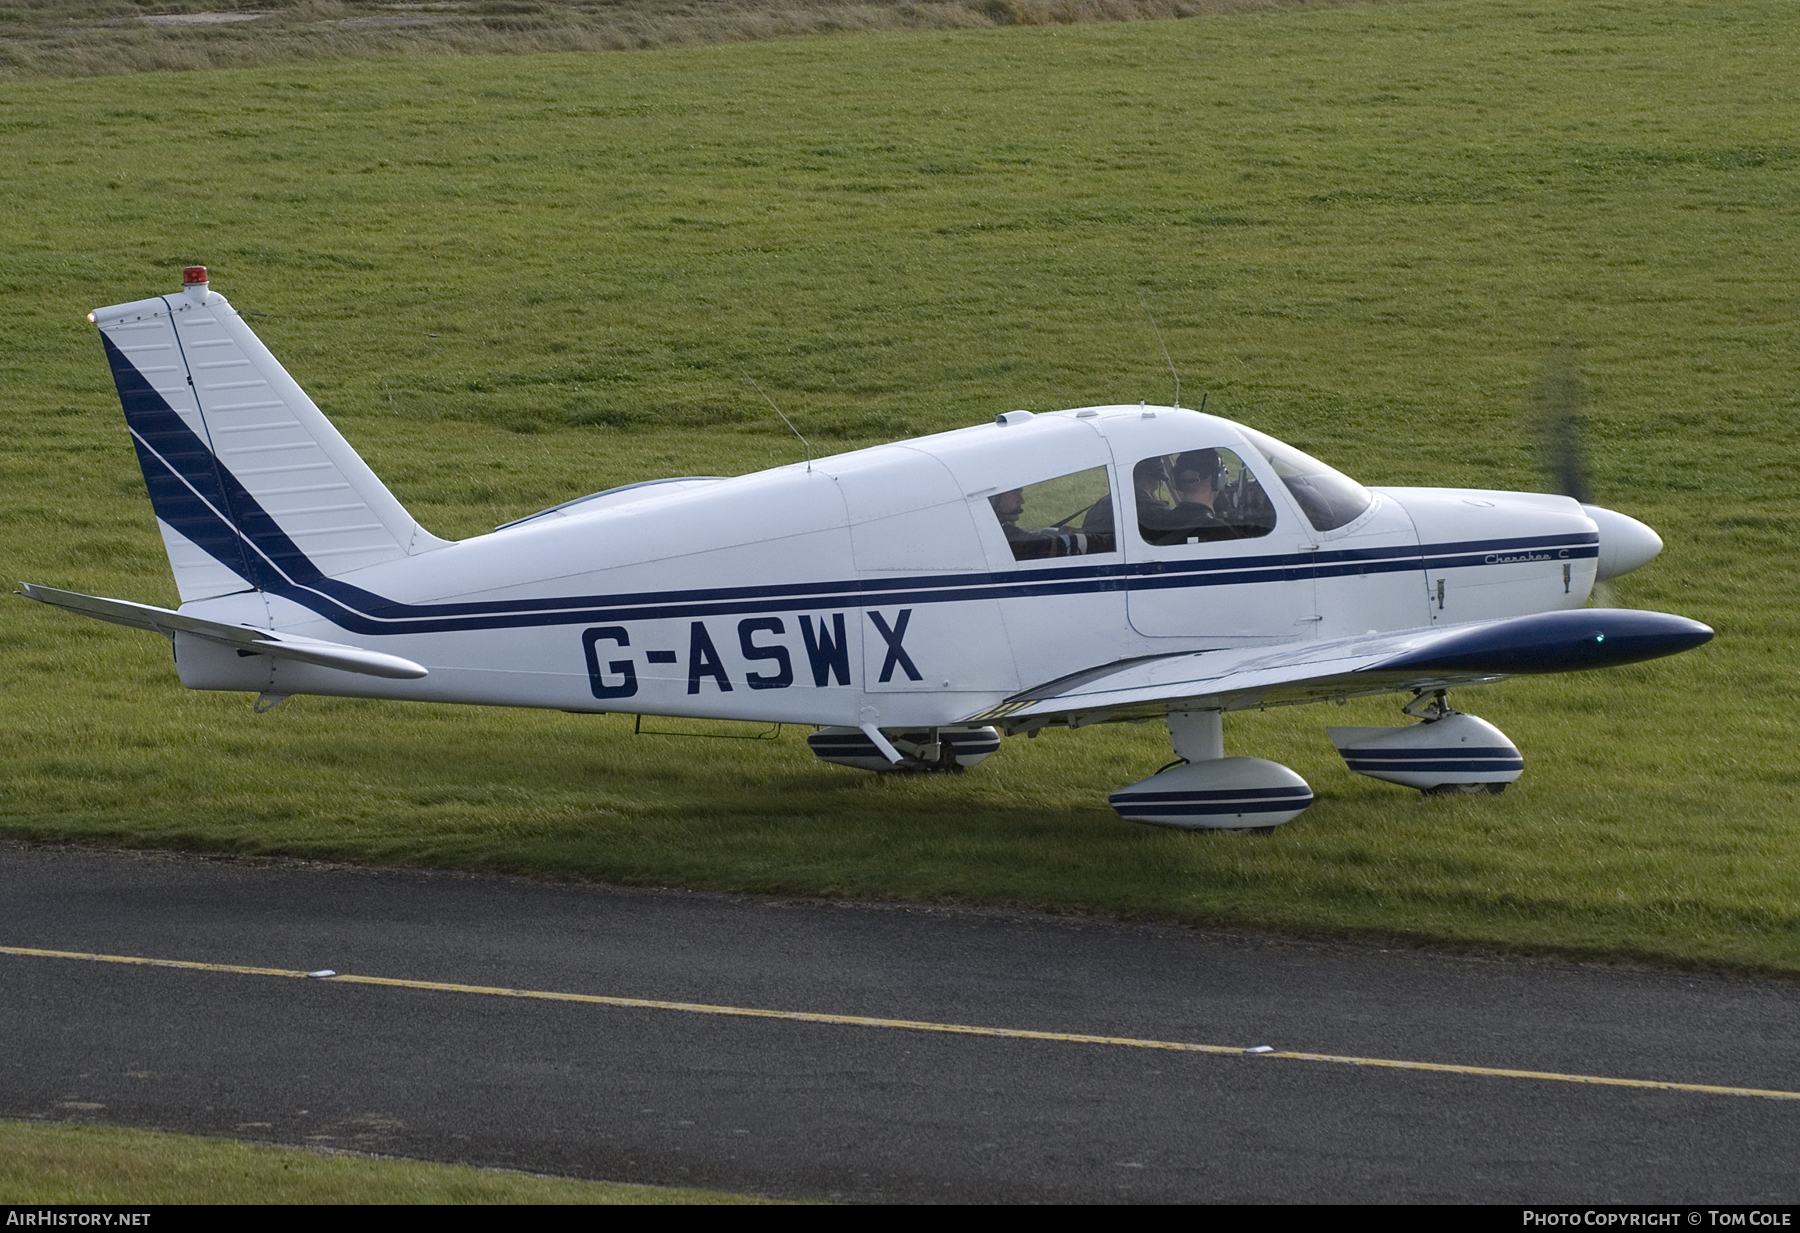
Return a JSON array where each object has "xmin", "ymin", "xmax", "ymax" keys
[{"xmin": 18, "ymin": 270, "xmax": 1713, "ymax": 831}]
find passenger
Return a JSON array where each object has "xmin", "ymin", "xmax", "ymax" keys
[
  {"xmin": 991, "ymin": 488, "xmax": 1093, "ymax": 559},
  {"xmin": 1133, "ymin": 456, "xmax": 1173, "ymax": 524},
  {"xmin": 1075, "ymin": 463, "xmax": 1162, "ymax": 541}
]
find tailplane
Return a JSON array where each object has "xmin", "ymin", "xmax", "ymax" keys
[{"xmin": 92, "ymin": 267, "xmax": 449, "ymax": 602}]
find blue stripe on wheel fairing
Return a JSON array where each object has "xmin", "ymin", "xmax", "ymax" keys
[
  {"xmin": 1345, "ymin": 758, "xmax": 1524, "ymax": 773},
  {"xmin": 809, "ymin": 735, "xmax": 1001, "ymax": 750},
  {"xmin": 1338, "ymin": 746, "xmax": 1520, "ymax": 761},
  {"xmin": 1111, "ymin": 794, "xmax": 1313, "ymax": 816},
  {"xmin": 1112, "ymin": 805, "xmax": 1303, "ymax": 817},
  {"xmin": 1340, "ymin": 748, "xmax": 1521, "ymax": 768},
  {"xmin": 99, "ymin": 340, "xmax": 1600, "ymax": 637},
  {"xmin": 1108, "ymin": 786, "xmax": 1313, "ymax": 803}
]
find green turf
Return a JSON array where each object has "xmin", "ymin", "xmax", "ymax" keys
[
  {"xmin": 0, "ymin": 1119, "xmax": 786, "ymax": 1203},
  {"xmin": 2, "ymin": 1, "xmax": 1796, "ymax": 971}
]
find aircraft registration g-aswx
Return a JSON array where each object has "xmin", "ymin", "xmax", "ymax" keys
[{"xmin": 20, "ymin": 268, "xmax": 1714, "ymax": 831}]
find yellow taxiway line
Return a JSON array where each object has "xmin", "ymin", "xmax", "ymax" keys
[{"xmin": 6, "ymin": 943, "xmax": 1797, "ymax": 1102}]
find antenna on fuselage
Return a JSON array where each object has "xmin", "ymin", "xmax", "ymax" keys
[
  {"xmin": 1137, "ymin": 292, "xmax": 1181, "ymax": 410},
  {"xmin": 750, "ymin": 379, "xmax": 811, "ymax": 473}
]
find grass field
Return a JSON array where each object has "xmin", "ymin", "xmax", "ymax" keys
[
  {"xmin": 2, "ymin": 0, "xmax": 1796, "ymax": 972},
  {"xmin": 0, "ymin": 1119, "xmax": 781, "ymax": 1202}
]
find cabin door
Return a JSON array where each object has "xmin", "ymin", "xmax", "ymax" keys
[{"xmin": 1100, "ymin": 416, "xmax": 1319, "ymax": 643}]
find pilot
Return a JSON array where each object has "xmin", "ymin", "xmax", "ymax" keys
[
  {"xmin": 1169, "ymin": 450, "xmax": 1226, "ymax": 523},
  {"xmin": 1142, "ymin": 450, "xmax": 1231, "ymax": 545},
  {"xmin": 991, "ymin": 488, "xmax": 1092, "ymax": 558}
]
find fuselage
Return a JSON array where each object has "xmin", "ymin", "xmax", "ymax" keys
[{"xmin": 171, "ymin": 405, "xmax": 1622, "ymax": 727}]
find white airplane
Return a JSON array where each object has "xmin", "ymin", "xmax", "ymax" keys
[{"xmin": 19, "ymin": 268, "xmax": 1713, "ymax": 831}]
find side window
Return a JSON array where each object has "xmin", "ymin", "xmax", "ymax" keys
[
  {"xmin": 985, "ymin": 466, "xmax": 1116, "ymax": 561},
  {"xmin": 1132, "ymin": 448, "xmax": 1277, "ymax": 546}
]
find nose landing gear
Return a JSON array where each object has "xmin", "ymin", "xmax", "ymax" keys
[{"xmin": 1329, "ymin": 690, "xmax": 1524, "ymax": 794}]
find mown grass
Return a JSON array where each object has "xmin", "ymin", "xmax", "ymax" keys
[
  {"xmin": 1, "ymin": 0, "xmax": 1796, "ymax": 972},
  {"xmin": 0, "ymin": 1119, "xmax": 785, "ymax": 1202}
]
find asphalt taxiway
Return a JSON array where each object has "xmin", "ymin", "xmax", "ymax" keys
[{"xmin": 3, "ymin": 841, "xmax": 1796, "ymax": 1203}]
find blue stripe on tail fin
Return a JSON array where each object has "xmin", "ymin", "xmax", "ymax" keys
[{"xmin": 102, "ymin": 330, "xmax": 264, "ymax": 589}]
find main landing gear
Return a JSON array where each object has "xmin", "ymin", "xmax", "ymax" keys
[
  {"xmin": 807, "ymin": 725, "xmax": 1002, "ymax": 773},
  {"xmin": 1107, "ymin": 710, "xmax": 1313, "ymax": 833}
]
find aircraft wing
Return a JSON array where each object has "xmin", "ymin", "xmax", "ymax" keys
[
  {"xmin": 15, "ymin": 583, "xmax": 428, "ymax": 680},
  {"xmin": 964, "ymin": 609, "xmax": 1711, "ymax": 728}
]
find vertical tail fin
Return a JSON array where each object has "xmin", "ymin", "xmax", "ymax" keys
[{"xmin": 92, "ymin": 268, "xmax": 448, "ymax": 602}]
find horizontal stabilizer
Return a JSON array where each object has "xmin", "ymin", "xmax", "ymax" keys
[
  {"xmin": 966, "ymin": 609, "xmax": 1712, "ymax": 726},
  {"xmin": 16, "ymin": 583, "xmax": 428, "ymax": 680}
]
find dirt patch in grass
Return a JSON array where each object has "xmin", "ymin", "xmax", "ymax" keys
[{"xmin": 2, "ymin": 0, "xmax": 1380, "ymax": 81}]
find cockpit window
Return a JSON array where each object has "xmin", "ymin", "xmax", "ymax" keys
[
  {"xmin": 1132, "ymin": 448, "xmax": 1276, "ymax": 546},
  {"xmin": 1238, "ymin": 427, "xmax": 1374, "ymax": 533},
  {"xmin": 985, "ymin": 466, "xmax": 1116, "ymax": 561}
]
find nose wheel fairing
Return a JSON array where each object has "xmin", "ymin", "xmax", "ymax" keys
[{"xmin": 1329, "ymin": 690, "xmax": 1524, "ymax": 793}]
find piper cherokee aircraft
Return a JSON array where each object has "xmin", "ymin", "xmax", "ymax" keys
[{"xmin": 18, "ymin": 268, "xmax": 1714, "ymax": 831}]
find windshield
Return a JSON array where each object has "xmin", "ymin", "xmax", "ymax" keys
[{"xmin": 1238, "ymin": 427, "xmax": 1373, "ymax": 533}]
